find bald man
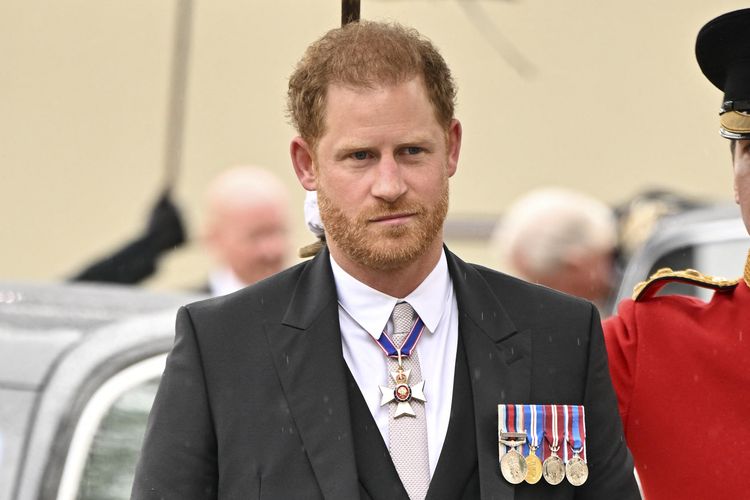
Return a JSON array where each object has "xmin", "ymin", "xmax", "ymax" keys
[
  {"xmin": 203, "ymin": 166, "xmax": 291, "ymax": 296},
  {"xmin": 491, "ymin": 187, "xmax": 618, "ymax": 314}
]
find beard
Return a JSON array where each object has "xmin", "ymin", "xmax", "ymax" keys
[{"xmin": 317, "ymin": 177, "xmax": 449, "ymax": 271}]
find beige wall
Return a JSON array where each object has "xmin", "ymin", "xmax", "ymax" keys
[{"xmin": 1, "ymin": 0, "xmax": 746, "ymax": 289}]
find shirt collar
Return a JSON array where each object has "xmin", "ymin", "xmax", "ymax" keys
[
  {"xmin": 330, "ymin": 250, "xmax": 453, "ymax": 340},
  {"xmin": 208, "ymin": 267, "xmax": 247, "ymax": 296}
]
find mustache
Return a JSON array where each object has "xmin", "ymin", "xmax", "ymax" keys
[{"xmin": 359, "ymin": 201, "xmax": 425, "ymax": 221}]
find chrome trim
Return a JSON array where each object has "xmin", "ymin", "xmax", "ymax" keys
[{"xmin": 55, "ymin": 355, "xmax": 166, "ymax": 500}]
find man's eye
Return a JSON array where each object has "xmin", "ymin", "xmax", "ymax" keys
[
  {"xmin": 404, "ymin": 147, "xmax": 423, "ymax": 155},
  {"xmin": 351, "ymin": 151, "xmax": 369, "ymax": 160}
]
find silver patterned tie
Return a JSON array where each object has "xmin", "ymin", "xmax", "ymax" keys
[{"xmin": 388, "ymin": 301, "xmax": 430, "ymax": 500}]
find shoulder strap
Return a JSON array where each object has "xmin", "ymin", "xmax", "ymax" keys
[{"xmin": 632, "ymin": 267, "xmax": 739, "ymax": 301}]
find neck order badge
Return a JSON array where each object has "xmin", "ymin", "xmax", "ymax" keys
[{"xmin": 376, "ymin": 305, "xmax": 428, "ymax": 417}]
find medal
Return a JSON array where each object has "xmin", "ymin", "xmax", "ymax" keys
[
  {"xmin": 376, "ymin": 315, "xmax": 427, "ymax": 418},
  {"xmin": 500, "ymin": 445, "xmax": 528, "ymax": 484},
  {"xmin": 378, "ymin": 364, "xmax": 426, "ymax": 417},
  {"xmin": 565, "ymin": 405, "xmax": 588, "ymax": 486},
  {"xmin": 525, "ymin": 452, "xmax": 543, "ymax": 485},
  {"xmin": 524, "ymin": 405, "xmax": 543, "ymax": 484},
  {"xmin": 565, "ymin": 455, "xmax": 588, "ymax": 486},
  {"xmin": 543, "ymin": 454, "xmax": 565, "ymax": 485},
  {"xmin": 542, "ymin": 404, "xmax": 565, "ymax": 485},
  {"xmin": 498, "ymin": 405, "xmax": 529, "ymax": 484}
]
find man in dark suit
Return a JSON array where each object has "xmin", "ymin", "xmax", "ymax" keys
[{"xmin": 132, "ymin": 21, "xmax": 638, "ymax": 499}]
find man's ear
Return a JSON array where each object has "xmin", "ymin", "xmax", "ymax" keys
[
  {"xmin": 290, "ymin": 137, "xmax": 318, "ymax": 191},
  {"xmin": 446, "ymin": 119, "xmax": 462, "ymax": 178}
]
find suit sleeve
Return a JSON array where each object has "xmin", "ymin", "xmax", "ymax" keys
[
  {"xmin": 577, "ymin": 305, "xmax": 640, "ymax": 500},
  {"xmin": 131, "ymin": 306, "xmax": 218, "ymax": 499}
]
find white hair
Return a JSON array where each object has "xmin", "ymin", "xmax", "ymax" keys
[
  {"xmin": 203, "ymin": 165, "xmax": 289, "ymax": 226},
  {"xmin": 491, "ymin": 187, "xmax": 617, "ymax": 278}
]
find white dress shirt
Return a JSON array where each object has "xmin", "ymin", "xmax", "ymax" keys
[
  {"xmin": 330, "ymin": 250, "xmax": 459, "ymax": 477},
  {"xmin": 207, "ymin": 267, "xmax": 247, "ymax": 297}
]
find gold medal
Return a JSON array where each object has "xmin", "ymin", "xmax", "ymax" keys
[
  {"xmin": 565, "ymin": 454, "xmax": 589, "ymax": 486},
  {"xmin": 500, "ymin": 448, "xmax": 528, "ymax": 484},
  {"xmin": 524, "ymin": 450, "xmax": 543, "ymax": 484},
  {"xmin": 542, "ymin": 452, "xmax": 565, "ymax": 485},
  {"xmin": 524, "ymin": 405, "xmax": 544, "ymax": 484}
]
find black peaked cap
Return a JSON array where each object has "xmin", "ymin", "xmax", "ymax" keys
[{"xmin": 696, "ymin": 8, "xmax": 750, "ymax": 108}]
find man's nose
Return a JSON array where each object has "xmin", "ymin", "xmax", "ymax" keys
[{"xmin": 370, "ymin": 155, "xmax": 407, "ymax": 202}]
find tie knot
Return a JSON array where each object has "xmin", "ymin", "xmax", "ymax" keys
[{"xmin": 392, "ymin": 302, "xmax": 415, "ymax": 339}]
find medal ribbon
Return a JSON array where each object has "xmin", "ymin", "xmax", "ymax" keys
[
  {"xmin": 544, "ymin": 405, "xmax": 566, "ymax": 458},
  {"xmin": 524, "ymin": 404, "xmax": 543, "ymax": 457},
  {"xmin": 562, "ymin": 405, "xmax": 570, "ymax": 462},
  {"xmin": 539, "ymin": 404, "xmax": 547, "ymax": 459},
  {"xmin": 498, "ymin": 405, "xmax": 527, "ymax": 453},
  {"xmin": 507, "ymin": 404, "xmax": 517, "ymax": 436},
  {"xmin": 374, "ymin": 316, "xmax": 426, "ymax": 358},
  {"xmin": 515, "ymin": 404, "xmax": 528, "ymax": 455},
  {"xmin": 567, "ymin": 405, "xmax": 586, "ymax": 460},
  {"xmin": 498, "ymin": 404, "xmax": 508, "ymax": 455},
  {"xmin": 542, "ymin": 404, "xmax": 559, "ymax": 460},
  {"xmin": 580, "ymin": 406, "xmax": 587, "ymax": 461}
]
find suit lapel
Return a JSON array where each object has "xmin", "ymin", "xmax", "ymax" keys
[
  {"xmin": 265, "ymin": 249, "xmax": 359, "ymax": 500},
  {"xmin": 446, "ymin": 250, "xmax": 532, "ymax": 500}
]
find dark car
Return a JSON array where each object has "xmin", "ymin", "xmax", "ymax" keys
[{"xmin": 0, "ymin": 281, "xmax": 202, "ymax": 500}]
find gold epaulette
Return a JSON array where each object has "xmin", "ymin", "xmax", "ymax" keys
[{"xmin": 632, "ymin": 267, "xmax": 739, "ymax": 301}]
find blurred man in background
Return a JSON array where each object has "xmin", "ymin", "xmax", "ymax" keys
[
  {"xmin": 202, "ymin": 165, "xmax": 291, "ymax": 296},
  {"xmin": 491, "ymin": 187, "xmax": 618, "ymax": 314}
]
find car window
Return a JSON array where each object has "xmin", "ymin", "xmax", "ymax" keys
[
  {"xmin": 56, "ymin": 355, "xmax": 165, "ymax": 500},
  {"xmin": 75, "ymin": 378, "xmax": 159, "ymax": 500}
]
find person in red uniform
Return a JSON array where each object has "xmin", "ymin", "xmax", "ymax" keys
[{"xmin": 604, "ymin": 8, "xmax": 750, "ymax": 500}]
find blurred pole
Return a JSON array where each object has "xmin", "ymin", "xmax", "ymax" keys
[
  {"xmin": 342, "ymin": 0, "xmax": 360, "ymax": 25},
  {"xmin": 162, "ymin": 0, "xmax": 194, "ymax": 194},
  {"xmin": 457, "ymin": 0, "xmax": 535, "ymax": 79}
]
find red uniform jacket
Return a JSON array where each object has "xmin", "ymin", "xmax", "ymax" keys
[{"xmin": 604, "ymin": 259, "xmax": 750, "ymax": 500}]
